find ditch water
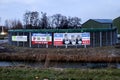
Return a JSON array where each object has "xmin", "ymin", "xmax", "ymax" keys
[{"xmin": 0, "ymin": 61, "xmax": 120, "ymax": 69}]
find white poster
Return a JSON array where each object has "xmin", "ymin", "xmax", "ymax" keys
[{"xmin": 12, "ymin": 36, "xmax": 27, "ymax": 42}]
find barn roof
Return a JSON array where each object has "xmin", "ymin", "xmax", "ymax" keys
[{"xmin": 91, "ymin": 19, "xmax": 113, "ymax": 24}]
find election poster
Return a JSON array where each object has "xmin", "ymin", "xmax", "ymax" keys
[
  {"xmin": 54, "ymin": 33, "xmax": 90, "ymax": 46},
  {"xmin": 32, "ymin": 33, "xmax": 52, "ymax": 45},
  {"xmin": 12, "ymin": 36, "xmax": 27, "ymax": 42},
  {"xmin": 82, "ymin": 33, "xmax": 90, "ymax": 45}
]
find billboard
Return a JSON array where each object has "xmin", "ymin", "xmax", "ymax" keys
[
  {"xmin": 54, "ymin": 33, "xmax": 90, "ymax": 46},
  {"xmin": 32, "ymin": 33, "xmax": 52, "ymax": 45},
  {"xmin": 12, "ymin": 36, "xmax": 27, "ymax": 42},
  {"xmin": 82, "ymin": 33, "xmax": 90, "ymax": 45}
]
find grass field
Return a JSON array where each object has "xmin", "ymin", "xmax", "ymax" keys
[
  {"xmin": 0, "ymin": 67, "xmax": 120, "ymax": 80},
  {"xmin": 0, "ymin": 44, "xmax": 120, "ymax": 80}
]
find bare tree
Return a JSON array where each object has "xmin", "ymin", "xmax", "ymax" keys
[
  {"xmin": 13, "ymin": 20, "xmax": 23, "ymax": 29},
  {"xmin": 23, "ymin": 11, "xmax": 31, "ymax": 27},
  {"xmin": 52, "ymin": 14, "xmax": 67, "ymax": 29},
  {"xmin": 47, "ymin": 15, "xmax": 68, "ymax": 29},
  {"xmin": 60, "ymin": 16, "xmax": 68, "ymax": 29},
  {"xmin": 5, "ymin": 20, "xmax": 13, "ymax": 29},
  {"xmin": 30, "ymin": 11, "xmax": 39, "ymax": 27},
  {"xmin": 68, "ymin": 17, "xmax": 81, "ymax": 28},
  {"xmin": 23, "ymin": 11, "xmax": 39, "ymax": 29},
  {"xmin": 47, "ymin": 16, "xmax": 53, "ymax": 29},
  {"xmin": 40, "ymin": 12, "xmax": 49, "ymax": 29},
  {"xmin": 5, "ymin": 19, "xmax": 23, "ymax": 29}
]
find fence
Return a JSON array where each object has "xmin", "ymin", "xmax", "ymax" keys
[{"xmin": 8, "ymin": 28, "xmax": 117, "ymax": 48}]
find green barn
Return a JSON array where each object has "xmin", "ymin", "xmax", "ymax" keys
[
  {"xmin": 82, "ymin": 19, "xmax": 113, "ymax": 28},
  {"xmin": 113, "ymin": 17, "xmax": 120, "ymax": 43},
  {"xmin": 113, "ymin": 17, "xmax": 120, "ymax": 34}
]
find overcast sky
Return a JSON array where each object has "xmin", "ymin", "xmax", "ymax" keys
[{"xmin": 0, "ymin": 0, "xmax": 120, "ymax": 25}]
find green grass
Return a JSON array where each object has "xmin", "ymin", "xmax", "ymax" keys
[{"xmin": 0, "ymin": 67, "xmax": 120, "ymax": 80}]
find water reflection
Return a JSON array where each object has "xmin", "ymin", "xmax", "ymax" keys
[
  {"xmin": 0, "ymin": 61, "xmax": 120, "ymax": 69},
  {"xmin": 0, "ymin": 61, "xmax": 44, "ymax": 68}
]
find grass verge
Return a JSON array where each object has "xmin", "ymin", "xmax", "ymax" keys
[{"xmin": 0, "ymin": 67, "xmax": 120, "ymax": 80}]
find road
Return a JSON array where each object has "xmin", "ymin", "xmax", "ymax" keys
[{"xmin": 0, "ymin": 39, "xmax": 8, "ymax": 44}]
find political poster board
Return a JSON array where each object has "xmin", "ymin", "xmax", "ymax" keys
[
  {"xmin": 54, "ymin": 33, "xmax": 90, "ymax": 46},
  {"xmin": 82, "ymin": 33, "xmax": 90, "ymax": 45},
  {"xmin": 32, "ymin": 33, "xmax": 52, "ymax": 45},
  {"xmin": 12, "ymin": 36, "xmax": 27, "ymax": 42}
]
